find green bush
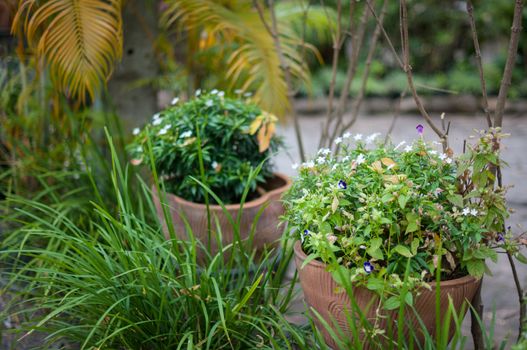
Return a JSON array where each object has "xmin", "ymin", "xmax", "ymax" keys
[{"xmin": 128, "ymin": 92, "xmax": 282, "ymax": 204}]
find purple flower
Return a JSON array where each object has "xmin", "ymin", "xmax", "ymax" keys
[
  {"xmin": 416, "ymin": 124, "xmax": 424, "ymax": 135},
  {"xmin": 363, "ymin": 261, "xmax": 374, "ymax": 274},
  {"xmin": 496, "ymin": 233, "xmax": 504, "ymax": 243},
  {"xmin": 303, "ymin": 229, "xmax": 310, "ymax": 237},
  {"xmin": 338, "ymin": 180, "xmax": 347, "ymax": 190}
]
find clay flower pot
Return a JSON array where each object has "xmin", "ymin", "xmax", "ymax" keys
[
  {"xmin": 152, "ymin": 173, "xmax": 291, "ymax": 261},
  {"xmin": 294, "ymin": 241, "xmax": 481, "ymax": 349}
]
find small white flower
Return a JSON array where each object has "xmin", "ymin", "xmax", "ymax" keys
[
  {"xmin": 316, "ymin": 156, "xmax": 325, "ymax": 164},
  {"xmin": 211, "ymin": 161, "xmax": 218, "ymax": 169},
  {"xmin": 152, "ymin": 113, "xmax": 161, "ymax": 120},
  {"xmin": 136, "ymin": 146, "xmax": 142, "ymax": 153},
  {"xmin": 158, "ymin": 128, "xmax": 168, "ymax": 135},
  {"xmin": 180, "ymin": 130, "xmax": 192, "ymax": 138},
  {"xmin": 394, "ymin": 141, "xmax": 406, "ymax": 150},
  {"xmin": 343, "ymin": 132, "xmax": 352, "ymax": 139},
  {"xmin": 445, "ymin": 158, "xmax": 453, "ymax": 164},
  {"xmin": 429, "ymin": 150, "xmax": 438, "ymax": 155},
  {"xmin": 132, "ymin": 128, "xmax": 140, "ymax": 135},
  {"xmin": 387, "ymin": 164, "xmax": 395, "ymax": 170},
  {"xmin": 342, "ymin": 155, "xmax": 350, "ymax": 162},
  {"xmin": 318, "ymin": 148, "xmax": 331, "ymax": 155},
  {"xmin": 404, "ymin": 145, "xmax": 413, "ymax": 152},
  {"xmin": 462, "ymin": 208, "xmax": 470, "ymax": 216},
  {"xmin": 354, "ymin": 134, "xmax": 363, "ymax": 141},
  {"xmin": 332, "ymin": 164, "xmax": 338, "ymax": 171},
  {"xmin": 171, "ymin": 97, "xmax": 179, "ymax": 105},
  {"xmin": 153, "ymin": 118, "xmax": 162, "ymax": 126},
  {"xmin": 235, "ymin": 89, "xmax": 243, "ymax": 94},
  {"xmin": 205, "ymin": 100, "xmax": 213, "ymax": 107},
  {"xmin": 365, "ymin": 133, "xmax": 380, "ymax": 144},
  {"xmin": 334, "ymin": 137, "xmax": 343, "ymax": 145},
  {"xmin": 470, "ymin": 209, "xmax": 478, "ymax": 216},
  {"xmin": 292, "ymin": 163, "xmax": 299, "ymax": 170},
  {"xmin": 243, "ymin": 92, "xmax": 252, "ymax": 97},
  {"xmin": 359, "ymin": 245, "xmax": 367, "ymax": 250},
  {"xmin": 356, "ymin": 154, "xmax": 366, "ymax": 165},
  {"xmin": 439, "ymin": 153, "xmax": 447, "ymax": 160},
  {"xmin": 218, "ymin": 91, "xmax": 225, "ymax": 97},
  {"xmin": 211, "ymin": 89, "xmax": 218, "ymax": 95},
  {"xmin": 304, "ymin": 161, "xmax": 315, "ymax": 168},
  {"xmin": 195, "ymin": 89, "xmax": 201, "ymax": 96}
]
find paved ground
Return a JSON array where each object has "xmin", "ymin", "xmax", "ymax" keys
[{"xmin": 274, "ymin": 111, "xmax": 527, "ymax": 349}]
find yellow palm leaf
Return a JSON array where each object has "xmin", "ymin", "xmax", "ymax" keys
[
  {"xmin": 162, "ymin": 0, "xmax": 312, "ymax": 119},
  {"xmin": 14, "ymin": 0, "xmax": 123, "ymax": 102}
]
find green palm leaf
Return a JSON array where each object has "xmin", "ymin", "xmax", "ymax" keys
[{"xmin": 14, "ymin": 0, "xmax": 123, "ymax": 102}]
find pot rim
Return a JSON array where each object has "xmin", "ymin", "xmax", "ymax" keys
[
  {"xmin": 152, "ymin": 172, "xmax": 291, "ymax": 211},
  {"xmin": 293, "ymin": 241, "xmax": 480, "ymax": 287}
]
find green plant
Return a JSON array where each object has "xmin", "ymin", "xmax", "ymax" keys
[
  {"xmin": 128, "ymin": 92, "xmax": 282, "ymax": 204},
  {"xmin": 0, "ymin": 138, "xmax": 315, "ymax": 350},
  {"xmin": 283, "ymin": 127, "xmax": 509, "ymax": 306}
]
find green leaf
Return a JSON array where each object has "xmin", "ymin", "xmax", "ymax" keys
[
  {"xmin": 447, "ymin": 194, "xmax": 464, "ymax": 208},
  {"xmin": 411, "ymin": 238, "xmax": 420, "ymax": 256},
  {"xmin": 367, "ymin": 237, "xmax": 384, "ymax": 260},
  {"xmin": 320, "ymin": 221, "xmax": 332, "ymax": 234},
  {"xmin": 404, "ymin": 291, "xmax": 413, "ymax": 306},
  {"xmin": 405, "ymin": 213, "xmax": 419, "ymax": 233},
  {"xmin": 331, "ymin": 196, "xmax": 339, "ymax": 213},
  {"xmin": 515, "ymin": 252, "xmax": 527, "ymax": 265},
  {"xmin": 398, "ymin": 194, "xmax": 408, "ymax": 209},
  {"xmin": 366, "ymin": 277, "xmax": 385, "ymax": 291},
  {"xmin": 384, "ymin": 296, "xmax": 400, "ymax": 310},
  {"xmin": 466, "ymin": 259, "xmax": 486, "ymax": 278},
  {"xmin": 393, "ymin": 245, "xmax": 414, "ymax": 258}
]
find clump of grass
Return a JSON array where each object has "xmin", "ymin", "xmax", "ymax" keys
[{"xmin": 0, "ymin": 136, "xmax": 317, "ymax": 349}]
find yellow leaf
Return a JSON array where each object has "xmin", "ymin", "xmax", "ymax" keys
[
  {"xmin": 248, "ymin": 116, "xmax": 263, "ymax": 135},
  {"xmin": 331, "ymin": 196, "xmax": 339, "ymax": 213},
  {"xmin": 381, "ymin": 158, "xmax": 396, "ymax": 168},
  {"xmin": 370, "ymin": 160, "xmax": 383, "ymax": 173}
]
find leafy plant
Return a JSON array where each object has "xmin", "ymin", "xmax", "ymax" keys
[
  {"xmin": 128, "ymin": 91, "xmax": 282, "ymax": 204},
  {"xmin": 283, "ymin": 127, "xmax": 509, "ymax": 302}
]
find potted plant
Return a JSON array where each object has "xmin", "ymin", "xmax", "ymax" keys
[
  {"xmin": 128, "ymin": 90, "xmax": 290, "ymax": 260},
  {"xmin": 282, "ymin": 127, "xmax": 508, "ymax": 348}
]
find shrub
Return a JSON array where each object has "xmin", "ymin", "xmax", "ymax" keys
[{"xmin": 128, "ymin": 91, "xmax": 282, "ymax": 204}]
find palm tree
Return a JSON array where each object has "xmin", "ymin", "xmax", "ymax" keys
[{"xmin": 13, "ymin": 0, "xmax": 333, "ymax": 117}]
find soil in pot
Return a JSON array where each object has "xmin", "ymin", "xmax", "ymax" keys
[
  {"xmin": 293, "ymin": 241, "xmax": 481, "ymax": 349},
  {"xmin": 152, "ymin": 173, "xmax": 291, "ymax": 263}
]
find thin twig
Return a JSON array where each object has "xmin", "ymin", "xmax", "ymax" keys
[
  {"xmin": 254, "ymin": 0, "xmax": 306, "ymax": 162},
  {"xmin": 339, "ymin": 0, "xmax": 388, "ymax": 137},
  {"xmin": 327, "ymin": 4, "xmax": 370, "ymax": 147},
  {"xmin": 466, "ymin": 0, "xmax": 492, "ymax": 128},
  {"xmin": 319, "ymin": 0, "xmax": 343, "ymax": 148},
  {"xmin": 399, "ymin": 0, "xmax": 447, "ymax": 150},
  {"xmin": 494, "ymin": 0, "xmax": 524, "ymax": 128}
]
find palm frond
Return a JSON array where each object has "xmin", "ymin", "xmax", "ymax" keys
[
  {"xmin": 14, "ymin": 0, "xmax": 123, "ymax": 103},
  {"xmin": 162, "ymin": 0, "xmax": 313, "ymax": 118}
]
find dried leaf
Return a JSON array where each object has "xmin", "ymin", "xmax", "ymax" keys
[
  {"xmin": 370, "ymin": 160, "xmax": 383, "ymax": 173},
  {"xmin": 248, "ymin": 116, "xmax": 263, "ymax": 135},
  {"xmin": 381, "ymin": 157, "xmax": 396, "ymax": 168},
  {"xmin": 331, "ymin": 196, "xmax": 339, "ymax": 213}
]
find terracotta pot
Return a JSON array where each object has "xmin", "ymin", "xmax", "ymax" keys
[
  {"xmin": 152, "ymin": 173, "xmax": 291, "ymax": 261},
  {"xmin": 294, "ymin": 241, "xmax": 481, "ymax": 349}
]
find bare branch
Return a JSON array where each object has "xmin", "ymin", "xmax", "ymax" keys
[
  {"xmin": 494, "ymin": 0, "xmax": 524, "ymax": 128},
  {"xmin": 399, "ymin": 0, "xmax": 447, "ymax": 150},
  {"xmin": 326, "ymin": 4, "xmax": 370, "ymax": 147},
  {"xmin": 384, "ymin": 89, "xmax": 407, "ymax": 146},
  {"xmin": 339, "ymin": 0, "xmax": 388, "ymax": 137},
  {"xmin": 319, "ymin": 0, "xmax": 343, "ymax": 148},
  {"xmin": 466, "ymin": 0, "xmax": 492, "ymax": 128}
]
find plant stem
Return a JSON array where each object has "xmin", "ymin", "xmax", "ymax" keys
[
  {"xmin": 494, "ymin": 0, "xmax": 524, "ymax": 128},
  {"xmin": 466, "ymin": 0, "xmax": 492, "ymax": 128}
]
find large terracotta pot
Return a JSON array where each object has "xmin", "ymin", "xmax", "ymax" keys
[
  {"xmin": 152, "ymin": 173, "xmax": 291, "ymax": 261},
  {"xmin": 294, "ymin": 241, "xmax": 481, "ymax": 349}
]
